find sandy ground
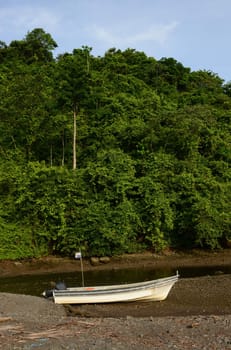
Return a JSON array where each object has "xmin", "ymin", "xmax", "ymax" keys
[{"xmin": 0, "ymin": 250, "xmax": 231, "ymax": 349}]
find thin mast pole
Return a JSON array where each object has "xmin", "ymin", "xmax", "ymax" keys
[{"xmin": 80, "ymin": 250, "xmax": 84, "ymax": 287}]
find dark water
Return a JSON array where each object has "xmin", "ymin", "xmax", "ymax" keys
[{"xmin": 0, "ymin": 265, "xmax": 230, "ymax": 297}]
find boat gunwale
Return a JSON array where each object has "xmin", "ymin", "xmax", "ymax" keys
[{"xmin": 53, "ymin": 274, "xmax": 179, "ymax": 297}]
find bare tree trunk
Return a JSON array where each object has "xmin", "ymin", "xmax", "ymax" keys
[
  {"xmin": 73, "ymin": 105, "xmax": 77, "ymax": 170},
  {"xmin": 61, "ymin": 130, "xmax": 65, "ymax": 167},
  {"xmin": 50, "ymin": 144, "xmax": 53, "ymax": 167}
]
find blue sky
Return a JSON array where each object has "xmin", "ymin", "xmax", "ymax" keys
[{"xmin": 0, "ymin": 0, "xmax": 231, "ymax": 81}]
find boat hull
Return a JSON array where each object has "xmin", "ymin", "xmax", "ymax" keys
[{"xmin": 51, "ymin": 274, "xmax": 179, "ymax": 305}]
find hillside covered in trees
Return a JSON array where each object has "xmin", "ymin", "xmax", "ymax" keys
[{"xmin": 0, "ymin": 28, "xmax": 230, "ymax": 259}]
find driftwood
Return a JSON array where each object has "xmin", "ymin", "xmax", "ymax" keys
[
  {"xmin": 19, "ymin": 320, "xmax": 96, "ymax": 342},
  {"xmin": 0, "ymin": 312, "xmax": 98, "ymax": 345},
  {"xmin": 0, "ymin": 324, "xmax": 23, "ymax": 332},
  {"xmin": 22, "ymin": 327, "xmax": 82, "ymax": 340},
  {"xmin": 0, "ymin": 317, "xmax": 13, "ymax": 323}
]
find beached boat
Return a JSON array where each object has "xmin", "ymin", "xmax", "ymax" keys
[{"xmin": 43, "ymin": 273, "xmax": 179, "ymax": 304}]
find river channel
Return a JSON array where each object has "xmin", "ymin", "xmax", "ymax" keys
[{"xmin": 0, "ymin": 265, "xmax": 231, "ymax": 297}]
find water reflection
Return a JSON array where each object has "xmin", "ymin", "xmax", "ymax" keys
[
  {"xmin": 0, "ymin": 265, "xmax": 230, "ymax": 297},
  {"xmin": 0, "ymin": 267, "xmax": 172, "ymax": 297}
]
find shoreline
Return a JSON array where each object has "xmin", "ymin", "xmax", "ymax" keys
[
  {"xmin": 0, "ymin": 250, "xmax": 231, "ymax": 349},
  {"xmin": 1, "ymin": 249, "xmax": 231, "ymax": 319},
  {"xmin": 0, "ymin": 249, "xmax": 231, "ymax": 277},
  {"xmin": 1, "ymin": 274, "xmax": 231, "ymax": 349}
]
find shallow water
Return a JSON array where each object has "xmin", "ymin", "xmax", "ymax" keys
[{"xmin": 0, "ymin": 265, "xmax": 230, "ymax": 297}]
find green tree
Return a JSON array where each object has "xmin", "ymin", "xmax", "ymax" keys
[
  {"xmin": 0, "ymin": 62, "xmax": 55, "ymax": 161},
  {"xmin": 56, "ymin": 47, "xmax": 92, "ymax": 169},
  {"xmin": 0, "ymin": 28, "xmax": 57, "ymax": 65}
]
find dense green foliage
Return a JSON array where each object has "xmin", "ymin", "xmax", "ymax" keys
[{"xmin": 0, "ymin": 29, "xmax": 230, "ymax": 259}]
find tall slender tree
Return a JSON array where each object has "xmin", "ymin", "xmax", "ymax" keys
[{"xmin": 56, "ymin": 47, "xmax": 92, "ymax": 169}]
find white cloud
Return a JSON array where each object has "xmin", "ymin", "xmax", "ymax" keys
[
  {"xmin": 0, "ymin": 6, "xmax": 60, "ymax": 37},
  {"xmin": 90, "ymin": 21, "xmax": 178, "ymax": 47}
]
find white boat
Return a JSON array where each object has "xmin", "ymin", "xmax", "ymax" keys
[{"xmin": 44, "ymin": 273, "xmax": 179, "ymax": 305}]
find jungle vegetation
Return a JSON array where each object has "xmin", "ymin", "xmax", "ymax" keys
[{"xmin": 0, "ymin": 28, "xmax": 230, "ymax": 259}]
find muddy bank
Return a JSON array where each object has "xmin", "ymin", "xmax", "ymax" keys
[
  {"xmin": 67, "ymin": 274, "xmax": 231, "ymax": 318},
  {"xmin": 1, "ymin": 275, "xmax": 231, "ymax": 349},
  {"xmin": 1, "ymin": 314, "xmax": 231, "ymax": 349},
  {"xmin": 0, "ymin": 250, "xmax": 231, "ymax": 349},
  {"xmin": 0, "ymin": 249, "xmax": 231, "ymax": 277}
]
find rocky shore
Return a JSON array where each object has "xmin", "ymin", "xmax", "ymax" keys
[{"xmin": 0, "ymin": 250, "xmax": 231, "ymax": 349}]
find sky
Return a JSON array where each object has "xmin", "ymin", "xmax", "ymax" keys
[{"xmin": 0, "ymin": 0, "xmax": 231, "ymax": 81}]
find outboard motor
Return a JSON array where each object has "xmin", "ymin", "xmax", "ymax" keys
[
  {"xmin": 55, "ymin": 281, "xmax": 67, "ymax": 290},
  {"xmin": 43, "ymin": 280, "xmax": 67, "ymax": 298},
  {"xmin": 43, "ymin": 289, "xmax": 54, "ymax": 298}
]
